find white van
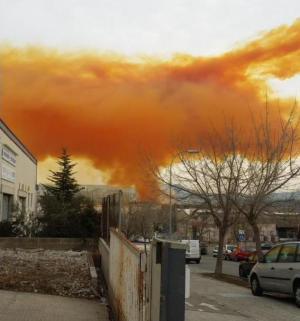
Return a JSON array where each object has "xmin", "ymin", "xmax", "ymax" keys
[{"xmin": 181, "ymin": 240, "xmax": 201, "ymax": 264}]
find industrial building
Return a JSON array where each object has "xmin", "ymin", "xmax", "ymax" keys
[{"xmin": 0, "ymin": 119, "xmax": 37, "ymax": 221}]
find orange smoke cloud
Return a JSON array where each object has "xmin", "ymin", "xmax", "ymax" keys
[{"xmin": 1, "ymin": 19, "xmax": 300, "ymax": 198}]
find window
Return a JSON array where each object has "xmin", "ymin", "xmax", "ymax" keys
[
  {"xmin": 2, "ymin": 146, "xmax": 16, "ymax": 166},
  {"xmin": 19, "ymin": 197, "xmax": 26, "ymax": 214},
  {"xmin": 2, "ymin": 194, "xmax": 13, "ymax": 220},
  {"xmin": 264, "ymin": 245, "xmax": 281, "ymax": 263},
  {"xmin": 278, "ymin": 243, "xmax": 297, "ymax": 263},
  {"xmin": 2, "ymin": 165, "xmax": 16, "ymax": 183}
]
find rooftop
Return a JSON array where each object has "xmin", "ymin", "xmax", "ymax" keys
[{"xmin": 0, "ymin": 119, "xmax": 37, "ymax": 164}]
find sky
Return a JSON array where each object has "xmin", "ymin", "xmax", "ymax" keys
[
  {"xmin": 1, "ymin": 0, "xmax": 300, "ymax": 56},
  {"xmin": 1, "ymin": 0, "xmax": 300, "ymax": 193}
]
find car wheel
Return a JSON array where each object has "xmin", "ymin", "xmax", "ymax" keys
[
  {"xmin": 294, "ymin": 284, "xmax": 300, "ymax": 308},
  {"xmin": 251, "ymin": 275, "xmax": 263, "ymax": 296}
]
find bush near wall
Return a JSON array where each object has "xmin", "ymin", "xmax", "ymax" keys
[
  {"xmin": 37, "ymin": 194, "xmax": 101, "ymax": 238},
  {"xmin": 0, "ymin": 221, "xmax": 16, "ymax": 237}
]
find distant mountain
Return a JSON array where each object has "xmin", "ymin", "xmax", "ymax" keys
[
  {"xmin": 169, "ymin": 185, "xmax": 300, "ymax": 205},
  {"xmin": 267, "ymin": 191, "xmax": 300, "ymax": 201}
]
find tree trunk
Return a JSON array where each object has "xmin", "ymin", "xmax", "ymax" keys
[
  {"xmin": 215, "ymin": 228, "xmax": 226, "ymax": 275},
  {"xmin": 252, "ymin": 222, "xmax": 263, "ymax": 260}
]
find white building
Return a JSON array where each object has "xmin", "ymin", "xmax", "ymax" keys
[{"xmin": 0, "ymin": 119, "xmax": 37, "ymax": 221}]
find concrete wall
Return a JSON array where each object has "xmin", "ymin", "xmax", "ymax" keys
[
  {"xmin": 0, "ymin": 237, "xmax": 97, "ymax": 251},
  {"xmin": 99, "ymin": 238, "xmax": 110, "ymax": 283}
]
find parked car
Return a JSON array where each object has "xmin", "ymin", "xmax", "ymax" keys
[
  {"xmin": 223, "ymin": 245, "xmax": 237, "ymax": 260},
  {"xmin": 239, "ymin": 252, "xmax": 258, "ymax": 278},
  {"xmin": 228, "ymin": 247, "xmax": 256, "ymax": 261},
  {"xmin": 260, "ymin": 243, "xmax": 273, "ymax": 251},
  {"xmin": 213, "ymin": 244, "xmax": 236, "ymax": 258},
  {"xmin": 182, "ymin": 240, "xmax": 201, "ymax": 264},
  {"xmin": 212, "ymin": 246, "xmax": 219, "ymax": 257},
  {"xmin": 249, "ymin": 242, "xmax": 300, "ymax": 307},
  {"xmin": 200, "ymin": 242, "xmax": 208, "ymax": 255},
  {"xmin": 239, "ymin": 246, "xmax": 274, "ymax": 278}
]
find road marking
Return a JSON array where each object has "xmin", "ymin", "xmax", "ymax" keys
[
  {"xmin": 200, "ymin": 303, "xmax": 219, "ymax": 311},
  {"xmin": 185, "ymin": 302, "xmax": 194, "ymax": 307}
]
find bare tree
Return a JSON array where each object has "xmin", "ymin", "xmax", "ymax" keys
[
  {"xmin": 190, "ymin": 209, "xmax": 211, "ymax": 240},
  {"xmin": 231, "ymin": 106, "xmax": 300, "ymax": 258},
  {"xmin": 149, "ymin": 127, "xmax": 246, "ymax": 275},
  {"xmin": 123, "ymin": 202, "xmax": 169, "ymax": 241},
  {"xmin": 147, "ymin": 103, "xmax": 300, "ymax": 273}
]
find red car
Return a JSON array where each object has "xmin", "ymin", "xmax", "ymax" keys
[{"xmin": 228, "ymin": 247, "xmax": 256, "ymax": 261}]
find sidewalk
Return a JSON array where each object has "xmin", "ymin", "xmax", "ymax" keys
[
  {"xmin": 186, "ymin": 272, "xmax": 299, "ymax": 321},
  {"xmin": 0, "ymin": 290, "xmax": 108, "ymax": 321}
]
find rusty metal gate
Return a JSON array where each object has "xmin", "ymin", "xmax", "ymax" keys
[{"xmin": 109, "ymin": 229, "xmax": 148, "ymax": 321}]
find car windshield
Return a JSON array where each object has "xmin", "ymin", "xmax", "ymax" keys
[{"xmin": 261, "ymin": 244, "xmax": 272, "ymax": 250}]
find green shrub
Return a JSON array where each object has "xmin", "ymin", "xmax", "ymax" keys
[
  {"xmin": 0, "ymin": 221, "xmax": 16, "ymax": 237},
  {"xmin": 37, "ymin": 194, "xmax": 100, "ymax": 238}
]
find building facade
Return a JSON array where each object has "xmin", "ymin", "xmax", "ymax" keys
[
  {"xmin": 0, "ymin": 119, "xmax": 37, "ymax": 221},
  {"xmin": 175, "ymin": 206, "xmax": 300, "ymax": 244}
]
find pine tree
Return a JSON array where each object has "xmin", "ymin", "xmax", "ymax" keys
[{"xmin": 45, "ymin": 148, "xmax": 81, "ymax": 202}]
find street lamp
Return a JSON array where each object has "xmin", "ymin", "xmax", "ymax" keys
[{"xmin": 168, "ymin": 149, "xmax": 199, "ymax": 238}]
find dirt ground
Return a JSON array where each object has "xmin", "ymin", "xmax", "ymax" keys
[{"xmin": 0, "ymin": 248, "xmax": 96, "ymax": 298}]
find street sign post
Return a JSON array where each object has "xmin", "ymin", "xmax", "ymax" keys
[{"xmin": 238, "ymin": 230, "xmax": 246, "ymax": 242}]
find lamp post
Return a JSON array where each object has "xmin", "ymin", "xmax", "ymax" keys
[{"xmin": 168, "ymin": 149, "xmax": 199, "ymax": 238}]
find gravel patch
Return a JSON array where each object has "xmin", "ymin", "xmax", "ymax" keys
[{"xmin": 0, "ymin": 249, "xmax": 96, "ymax": 299}]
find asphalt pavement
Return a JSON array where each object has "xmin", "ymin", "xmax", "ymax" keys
[
  {"xmin": 185, "ymin": 255, "xmax": 299, "ymax": 321},
  {"xmin": 188, "ymin": 255, "xmax": 240, "ymax": 276}
]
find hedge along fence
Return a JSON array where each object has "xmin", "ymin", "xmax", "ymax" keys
[{"xmin": 0, "ymin": 237, "xmax": 98, "ymax": 251}]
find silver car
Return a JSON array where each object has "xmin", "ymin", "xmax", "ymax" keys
[{"xmin": 250, "ymin": 242, "xmax": 300, "ymax": 307}]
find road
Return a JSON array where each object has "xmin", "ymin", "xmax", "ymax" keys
[
  {"xmin": 185, "ymin": 255, "xmax": 299, "ymax": 321},
  {"xmin": 188, "ymin": 255, "xmax": 240, "ymax": 276}
]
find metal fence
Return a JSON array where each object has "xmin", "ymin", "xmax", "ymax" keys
[{"xmin": 101, "ymin": 191, "xmax": 122, "ymax": 243}]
